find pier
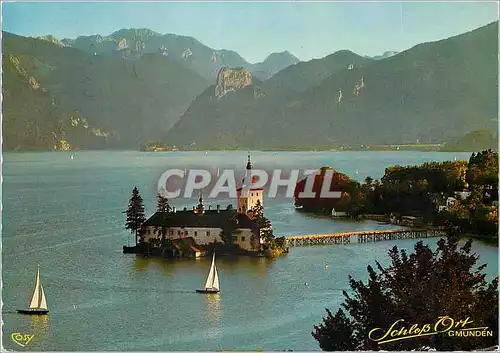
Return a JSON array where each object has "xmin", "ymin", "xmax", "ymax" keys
[{"xmin": 285, "ymin": 228, "xmax": 446, "ymax": 247}]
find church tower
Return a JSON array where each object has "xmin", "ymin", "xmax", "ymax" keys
[
  {"xmin": 195, "ymin": 192, "xmax": 205, "ymax": 214},
  {"xmin": 237, "ymin": 153, "xmax": 263, "ymax": 215}
]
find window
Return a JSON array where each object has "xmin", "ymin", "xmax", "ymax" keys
[
  {"xmin": 184, "ymin": 230, "xmax": 188, "ymax": 236},
  {"xmin": 251, "ymin": 193, "xmax": 253, "ymax": 196},
  {"xmin": 207, "ymin": 231, "xmax": 211, "ymax": 236},
  {"xmin": 178, "ymin": 230, "xmax": 181, "ymax": 235},
  {"xmin": 194, "ymin": 231, "xmax": 198, "ymax": 236},
  {"xmin": 241, "ymin": 236, "xmax": 246, "ymax": 242}
]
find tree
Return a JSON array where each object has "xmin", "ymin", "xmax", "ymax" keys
[
  {"xmin": 156, "ymin": 193, "xmax": 171, "ymax": 213},
  {"xmin": 251, "ymin": 200, "xmax": 274, "ymax": 243},
  {"xmin": 312, "ymin": 236, "xmax": 498, "ymax": 351},
  {"xmin": 124, "ymin": 186, "xmax": 146, "ymax": 245}
]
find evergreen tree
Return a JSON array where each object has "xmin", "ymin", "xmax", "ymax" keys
[
  {"xmin": 156, "ymin": 193, "xmax": 171, "ymax": 213},
  {"xmin": 124, "ymin": 186, "xmax": 146, "ymax": 245},
  {"xmin": 251, "ymin": 200, "xmax": 270, "ymax": 226},
  {"xmin": 312, "ymin": 236, "xmax": 498, "ymax": 351},
  {"xmin": 251, "ymin": 200, "xmax": 272, "ymax": 241}
]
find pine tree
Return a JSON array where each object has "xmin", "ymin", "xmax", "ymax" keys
[
  {"xmin": 251, "ymin": 200, "xmax": 274, "ymax": 243},
  {"xmin": 156, "ymin": 193, "xmax": 171, "ymax": 213},
  {"xmin": 124, "ymin": 186, "xmax": 146, "ymax": 245},
  {"xmin": 312, "ymin": 236, "xmax": 499, "ymax": 351}
]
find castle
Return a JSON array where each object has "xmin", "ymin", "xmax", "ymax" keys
[{"xmin": 141, "ymin": 155, "xmax": 267, "ymax": 255}]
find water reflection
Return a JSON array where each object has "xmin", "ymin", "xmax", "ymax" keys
[
  {"xmin": 203, "ymin": 294, "xmax": 222, "ymax": 348},
  {"xmin": 31, "ymin": 314, "xmax": 50, "ymax": 331},
  {"xmin": 136, "ymin": 254, "xmax": 280, "ymax": 276},
  {"xmin": 25, "ymin": 315, "xmax": 51, "ymax": 350},
  {"xmin": 133, "ymin": 255, "xmax": 150, "ymax": 271}
]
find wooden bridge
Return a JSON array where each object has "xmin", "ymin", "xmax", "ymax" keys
[{"xmin": 284, "ymin": 228, "xmax": 446, "ymax": 247}]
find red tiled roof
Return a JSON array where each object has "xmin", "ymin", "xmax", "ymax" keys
[{"xmin": 172, "ymin": 237, "xmax": 203, "ymax": 253}]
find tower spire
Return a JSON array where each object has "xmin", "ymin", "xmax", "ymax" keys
[
  {"xmin": 246, "ymin": 152, "xmax": 252, "ymax": 170},
  {"xmin": 197, "ymin": 191, "xmax": 205, "ymax": 214}
]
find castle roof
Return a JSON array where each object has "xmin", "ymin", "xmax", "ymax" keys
[{"xmin": 142, "ymin": 209, "xmax": 259, "ymax": 231}]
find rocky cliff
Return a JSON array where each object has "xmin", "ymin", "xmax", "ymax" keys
[{"xmin": 215, "ymin": 67, "xmax": 253, "ymax": 99}]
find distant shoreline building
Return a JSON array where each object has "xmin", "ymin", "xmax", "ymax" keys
[{"xmin": 141, "ymin": 154, "xmax": 267, "ymax": 255}]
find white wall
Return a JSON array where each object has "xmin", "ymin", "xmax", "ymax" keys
[
  {"xmin": 233, "ymin": 229, "xmax": 259, "ymax": 251},
  {"xmin": 237, "ymin": 189, "xmax": 263, "ymax": 213},
  {"xmin": 143, "ymin": 226, "xmax": 223, "ymax": 245}
]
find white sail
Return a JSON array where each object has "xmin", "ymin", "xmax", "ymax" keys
[
  {"xmin": 39, "ymin": 284, "xmax": 48, "ymax": 310},
  {"xmin": 29, "ymin": 266, "xmax": 48, "ymax": 310},
  {"xmin": 202, "ymin": 253, "xmax": 220, "ymax": 291},
  {"xmin": 29, "ymin": 267, "xmax": 41, "ymax": 309},
  {"xmin": 212, "ymin": 263, "xmax": 220, "ymax": 291}
]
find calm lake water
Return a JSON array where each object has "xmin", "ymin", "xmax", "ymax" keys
[{"xmin": 2, "ymin": 151, "xmax": 498, "ymax": 351}]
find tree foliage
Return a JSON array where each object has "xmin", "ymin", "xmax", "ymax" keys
[
  {"xmin": 294, "ymin": 167, "xmax": 360, "ymax": 214},
  {"xmin": 312, "ymin": 236, "xmax": 499, "ymax": 351},
  {"xmin": 467, "ymin": 149, "xmax": 498, "ymax": 189},
  {"xmin": 156, "ymin": 193, "xmax": 171, "ymax": 213},
  {"xmin": 124, "ymin": 186, "xmax": 146, "ymax": 245}
]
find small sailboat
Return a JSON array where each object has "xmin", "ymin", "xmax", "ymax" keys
[
  {"xmin": 17, "ymin": 265, "xmax": 49, "ymax": 315},
  {"xmin": 70, "ymin": 154, "xmax": 75, "ymax": 160},
  {"xmin": 196, "ymin": 253, "xmax": 220, "ymax": 294}
]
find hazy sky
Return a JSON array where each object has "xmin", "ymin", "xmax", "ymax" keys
[{"xmin": 2, "ymin": 1, "xmax": 498, "ymax": 63}]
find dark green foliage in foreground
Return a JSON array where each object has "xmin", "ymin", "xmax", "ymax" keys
[
  {"xmin": 124, "ymin": 187, "xmax": 146, "ymax": 245},
  {"xmin": 312, "ymin": 236, "xmax": 499, "ymax": 351}
]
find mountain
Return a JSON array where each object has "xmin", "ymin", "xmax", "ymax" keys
[
  {"xmin": 441, "ymin": 129, "xmax": 498, "ymax": 152},
  {"xmin": 165, "ymin": 22, "xmax": 498, "ymax": 150},
  {"xmin": 2, "ymin": 31, "xmax": 209, "ymax": 150},
  {"xmin": 252, "ymin": 51, "xmax": 300, "ymax": 80},
  {"xmin": 165, "ymin": 50, "xmax": 373, "ymax": 148},
  {"xmin": 261, "ymin": 50, "xmax": 372, "ymax": 94},
  {"xmin": 59, "ymin": 29, "xmax": 300, "ymax": 81},
  {"xmin": 367, "ymin": 51, "xmax": 399, "ymax": 60}
]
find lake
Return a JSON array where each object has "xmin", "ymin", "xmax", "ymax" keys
[{"xmin": 2, "ymin": 151, "xmax": 497, "ymax": 351}]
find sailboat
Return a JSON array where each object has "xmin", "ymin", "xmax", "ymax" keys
[
  {"xmin": 196, "ymin": 253, "xmax": 220, "ymax": 294},
  {"xmin": 17, "ymin": 265, "xmax": 49, "ymax": 315}
]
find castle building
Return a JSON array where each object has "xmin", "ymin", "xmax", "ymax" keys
[
  {"xmin": 141, "ymin": 154, "xmax": 266, "ymax": 254},
  {"xmin": 237, "ymin": 154, "xmax": 264, "ymax": 215}
]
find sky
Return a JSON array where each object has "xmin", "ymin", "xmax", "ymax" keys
[{"xmin": 1, "ymin": 1, "xmax": 498, "ymax": 63}]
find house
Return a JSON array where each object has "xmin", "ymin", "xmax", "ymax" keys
[
  {"xmin": 454, "ymin": 190, "xmax": 472, "ymax": 200},
  {"xmin": 331, "ymin": 207, "xmax": 348, "ymax": 218},
  {"xmin": 170, "ymin": 237, "xmax": 205, "ymax": 258},
  {"xmin": 400, "ymin": 216, "xmax": 424, "ymax": 227},
  {"xmin": 141, "ymin": 154, "xmax": 266, "ymax": 253},
  {"xmin": 438, "ymin": 197, "xmax": 457, "ymax": 212}
]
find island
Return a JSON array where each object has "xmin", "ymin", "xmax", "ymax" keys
[{"xmin": 123, "ymin": 155, "xmax": 287, "ymax": 258}]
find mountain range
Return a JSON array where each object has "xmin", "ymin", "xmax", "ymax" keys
[
  {"xmin": 166, "ymin": 21, "xmax": 498, "ymax": 150},
  {"xmin": 2, "ymin": 22, "xmax": 498, "ymax": 151},
  {"xmin": 57, "ymin": 29, "xmax": 300, "ymax": 82}
]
